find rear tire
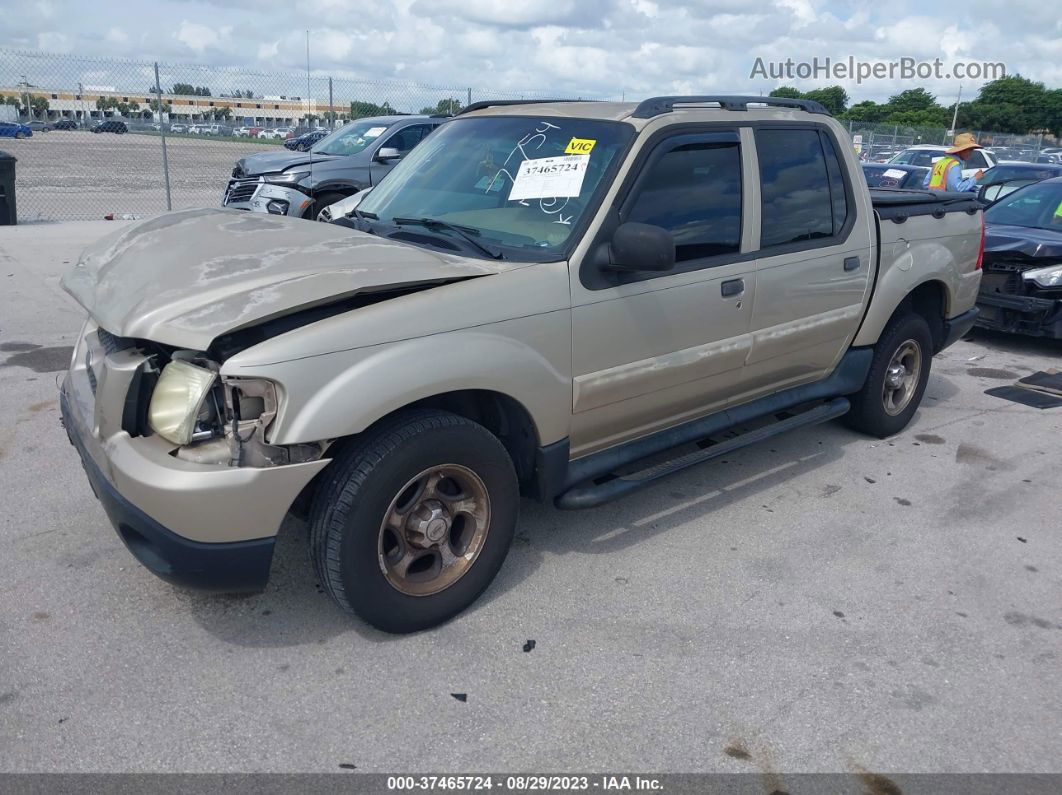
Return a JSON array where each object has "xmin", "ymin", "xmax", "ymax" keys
[
  {"xmin": 309, "ymin": 410, "xmax": 518, "ymax": 633},
  {"xmin": 844, "ymin": 313, "xmax": 933, "ymax": 438}
]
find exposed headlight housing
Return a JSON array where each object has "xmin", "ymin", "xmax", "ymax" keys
[
  {"xmin": 148, "ymin": 359, "xmax": 218, "ymax": 445},
  {"xmin": 1022, "ymin": 264, "xmax": 1062, "ymax": 290}
]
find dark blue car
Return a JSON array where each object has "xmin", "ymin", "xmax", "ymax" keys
[{"xmin": 0, "ymin": 121, "xmax": 33, "ymax": 139}]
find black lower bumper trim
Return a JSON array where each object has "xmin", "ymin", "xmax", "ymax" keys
[
  {"xmin": 941, "ymin": 307, "xmax": 980, "ymax": 349},
  {"xmin": 975, "ymin": 293, "xmax": 1062, "ymax": 339},
  {"xmin": 60, "ymin": 391, "xmax": 275, "ymax": 593}
]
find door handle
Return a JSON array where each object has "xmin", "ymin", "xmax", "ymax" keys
[
  {"xmin": 844, "ymin": 256, "xmax": 861, "ymax": 272},
  {"xmin": 720, "ymin": 278, "xmax": 744, "ymax": 297}
]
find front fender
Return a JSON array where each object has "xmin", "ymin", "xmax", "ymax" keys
[{"xmin": 233, "ymin": 316, "xmax": 573, "ymax": 448}]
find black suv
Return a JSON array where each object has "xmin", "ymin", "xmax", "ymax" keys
[
  {"xmin": 92, "ymin": 120, "xmax": 128, "ymax": 134},
  {"xmin": 53, "ymin": 119, "xmax": 78, "ymax": 130}
]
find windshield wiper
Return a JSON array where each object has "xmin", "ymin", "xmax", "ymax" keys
[{"xmin": 392, "ymin": 217, "xmax": 503, "ymax": 260}]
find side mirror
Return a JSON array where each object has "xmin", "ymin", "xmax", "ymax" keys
[
  {"xmin": 608, "ymin": 222, "xmax": 675, "ymax": 273},
  {"xmin": 375, "ymin": 147, "xmax": 402, "ymax": 162}
]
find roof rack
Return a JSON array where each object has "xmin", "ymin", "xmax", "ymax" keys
[
  {"xmin": 456, "ymin": 99, "xmax": 591, "ymax": 116},
  {"xmin": 631, "ymin": 95, "xmax": 829, "ymax": 119}
]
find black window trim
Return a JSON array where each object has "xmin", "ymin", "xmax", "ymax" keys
[
  {"xmin": 378, "ymin": 122, "xmax": 435, "ymax": 155},
  {"xmin": 579, "ymin": 123, "xmax": 748, "ymax": 290},
  {"xmin": 750, "ymin": 121, "xmax": 857, "ymax": 259}
]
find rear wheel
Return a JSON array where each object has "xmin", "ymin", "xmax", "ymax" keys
[
  {"xmin": 309, "ymin": 410, "xmax": 518, "ymax": 633},
  {"xmin": 844, "ymin": 313, "xmax": 933, "ymax": 438}
]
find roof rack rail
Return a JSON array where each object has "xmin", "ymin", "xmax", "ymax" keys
[
  {"xmin": 428, "ymin": 113, "xmax": 453, "ymax": 118},
  {"xmin": 456, "ymin": 99, "xmax": 592, "ymax": 116},
  {"xmin": 631, "ymin": 95, "xmax": 829, "ymax": 119}
]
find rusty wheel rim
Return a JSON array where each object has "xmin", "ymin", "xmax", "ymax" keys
[
  {"xmin": 377, "ymin": 464, "xmax": 491, "ymax": 596},
  {"xmin": 882, "ymin": 339, "xmax": 922, "ymax": 416}
]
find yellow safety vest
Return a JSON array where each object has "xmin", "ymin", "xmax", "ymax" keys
[{"xmin": 927, "ymin": 155, "xmax": 961, "ymax": 191}]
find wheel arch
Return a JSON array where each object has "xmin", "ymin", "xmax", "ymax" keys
[{"xmin": 855, "ymin": 277, "xmax": 951, "ymax": 353}]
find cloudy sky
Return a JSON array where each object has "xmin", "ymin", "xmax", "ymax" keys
[{"xmin": 1, "ymin": 0, "xmax": 1059, "ymax": 107}]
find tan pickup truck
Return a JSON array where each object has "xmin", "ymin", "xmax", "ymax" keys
[{"xmin": 60, "ymin": 96, "xmax": 983, "ymax": 632}]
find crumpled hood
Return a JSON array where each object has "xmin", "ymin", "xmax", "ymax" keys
[
  {"xmin": 985, "ymin": 224, "xmax": 1062, "ymax": 262},
  {"xmin": 236, "ymin": 149, "xmax": 341, "ymax": 177},
  {"xmin": 62, "ymin": 208, "xmax": 504, "ymax": 350}
]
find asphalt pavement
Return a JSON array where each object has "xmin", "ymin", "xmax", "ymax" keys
[{"xmin": 1, "ymin": 221, "xmax": 1060, "ymax": 776}]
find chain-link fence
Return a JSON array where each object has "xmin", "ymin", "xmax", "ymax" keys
[
  {"xmin": 842, "ymin": 120, "xmax": 1057, "ymax": 164},
  {"xmin": 3, "ymin": 48, "xmax": 1059, "ymax": 221},
  {"xmin": 0, "ymin": 49, "xmax": 613, "ymax": 221}
]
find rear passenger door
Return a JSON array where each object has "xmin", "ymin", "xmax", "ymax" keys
[
  {"xmin": 733, "ymin": 125, "xmax": 874, "ymax": 405},
  {"xmin": 568, "ymin": 130, "xmax": 757, "ymax": 457}
]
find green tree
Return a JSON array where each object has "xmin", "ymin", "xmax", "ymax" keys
[
  {"xmin": 171, "ymin": 82, "xmax": 196, "ymax": 96},
  {"xmin": 28, "ymin": 95, "xmax": 50, "ymax": 118},
  {"xmin": 841, "ymin": 100, "xmax": 886, "ymax": 123},
  {"xmin": 215, "ymin": 106, "xmax": 232, "ymax": 120},
  {"xmin": 803, "ymin": 86, "xmax": 848, "ymax": 115},
  {"xmin": 963, "ymin": 75, "xmax": 1054, "ymax": 135},
  {"xmin": 148, "ymin": 98, "xmax": 172, "ymax": 114},
  {"xmin": 419, "ymin": 97, "xmax": 463, "ymax": 115},
  {"xmin": 768, "ymin": 86, "xmax": 802, "ymax": 99},
  {"xmin": 349, "ymin": 99, "xmax": 397, "ymax": 118},
  {"xmin": 884, "ymin": 88, "xmax": 939, "ymax": 115}
]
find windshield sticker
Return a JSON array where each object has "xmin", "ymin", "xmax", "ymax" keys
[
  {"xmin": 508, "ymin": 155, "xmax": 590, "ymax": 201},
  {"xmin": 564, "ymin": 137, "xmax": 597, "ymax": 155},
  {"xmin": 364, "ymin": 127, "xmax": 387, "ymax": 137},
  {"xmin": 882, "ymin": 168, "xmax": 908, "ymax": 179},
  {"xmin": 474, "ymin": 175, "xmax": 504, "ymax": 192}
]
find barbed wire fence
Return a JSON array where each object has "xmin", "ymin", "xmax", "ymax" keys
[
  {"xmin": 2, "ymin": 48, "xmax": 1058, "ymax": 221},
  {"xmin": 0, "ymin": 49, "xmax": 613, "ymax": 221}
]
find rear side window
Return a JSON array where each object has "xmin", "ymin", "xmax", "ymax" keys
[
  {"xmin": 626, "ymin": 141, "xmax": 742, "ymax": 262},
  {"xmin": 756, "ymin": 128, "xmax": 843, "ymax": 248}
]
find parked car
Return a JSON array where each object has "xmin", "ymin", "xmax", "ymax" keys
[
  {"xmin": 169, "ymin": 123, "xmax": 187, "ymax": 133},
  {"xmin": 61, "ymin": 96, "xmax": 984, "ymax": 632},
  {"xmin": 234, "ymin": 126, "xmax": 262, "ymax": 137},
  {"xmin": 284, "ymin": 129, "xmax": 329, "ymax": 151},
  {"xmin": 257, "ymin": 127, "xmax": 294, "ymax": 140},
  {"xmin": 975, "ymin": 162, "xmax": 1062, "ymax": 204},
  {"xmin": 92, "ymin": 120, "xmax": 128, "ymax": 134},
  {"xmin": 975, "ymin": 177, "xmax": 1062, "ymax": 338},
  {"xmin": 888, "ymin": 144, "xmax": 996, "ymax": 179},
  {"xmin": 861, "ymin": 163, "xmax": 930, "ymax": 189},
  {"xmin": 52, "ymin": 119, "xmax": 78, "ymax": 130},
  {"xmin": 26, "ymin": 120, "xmax": 52, "ymax": 132},
  {"xmin": 0, "ymin": 121, "xmax": 33, "ymax": 139},
  {"xmin": 224, "ymin": 115, "xmax": 444, "ymax": 218}
]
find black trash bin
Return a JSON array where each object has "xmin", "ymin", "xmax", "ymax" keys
[{"xmin": 0, "ymin": 150, "xmax": 16, "ymax": 226}]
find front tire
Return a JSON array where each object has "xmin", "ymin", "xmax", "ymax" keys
[
  {"xmin": 308, "ymin": 190, "xmax": 346, "ymax": 220},
  {"xmin": 309, "ymin": 410, "xmax": 518, "ymax": 633},
  {"xmin": 844, "ymin": 313, "xmax": 933, "ymax": 438}
]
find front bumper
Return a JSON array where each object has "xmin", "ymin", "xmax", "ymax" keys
[
  {"xmin": 976, "ymin": 291, "xmax": 1062, "ymax": 339},
  {"xmin": 60, "ymin": 323, "xmax": 330, "ymax": 592},
  {"xmin": 223, "ymin": 179, "xmax": 313, "ymax": 217}
]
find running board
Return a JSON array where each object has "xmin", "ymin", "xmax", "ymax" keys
[{"xmin": 555, "ymin": 397, "xmax": 850, "ymax": 510}]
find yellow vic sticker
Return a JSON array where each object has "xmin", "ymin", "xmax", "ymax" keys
[{"xmin": 565, "ymin": 137, "xmax": 597, "ymax": 155}]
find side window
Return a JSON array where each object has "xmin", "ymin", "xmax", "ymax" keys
[
  {"xmin": 966, "ymin": 150, "xmax": 988, "ymax": 169},
  {"xmin": 891, "ymin": 151, "xmax": 913, "ymax": 164},
  {"xmin": 820, "ymin": 132, "xmax": 849, "ymax": 235},
  {"xmin": 756, "ymin": 128, "xmax": 834, "ymax": 248},
  {"xmin": 384, "ymin": 124, "xmax": 433, "ymax": 155},
  {"xmin": 625, "ymin": 140, "xmax": 742, "ymax": 263}
]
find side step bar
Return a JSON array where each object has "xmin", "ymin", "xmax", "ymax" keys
[{"xmin": 555, "ymin": 397, "xmax": 850, "ymax": 510}]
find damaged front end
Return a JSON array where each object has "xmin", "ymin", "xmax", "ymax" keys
[
  {"xmin": 112, "ymin": 333, "xmax": 329, "ymax": 469},
  {"xmin": 977, "ymin": 254, "xmax": 1062, "ymax": 338}
]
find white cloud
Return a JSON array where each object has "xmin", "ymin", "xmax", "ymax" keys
[
  {"xmin": 174, "ymin": 21, "xmax": 231, "ymax": 53},
  {"xmin": 257, "ymin": 40, "xmax": 279, "ymax": 60},
  {"xmin": 105, "ymin": 27, "xmax": 128, "ymax": 45},
  {"xmin": 37, "ymin": 31, "xmax": 70, "ymax": 52}
]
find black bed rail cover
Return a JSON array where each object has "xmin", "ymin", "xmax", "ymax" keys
[{"xmin": 870, "ymin": 188, "xmax": 982, "ymax": 222}]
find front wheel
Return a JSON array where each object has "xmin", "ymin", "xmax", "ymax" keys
[
  {"xmin": 309, "ymin": 410, "xmax": 518, "ymax": 633},
  {"xmin": 307, "ymin": 190, "xmax": 345, "ymax": 220},
  {"xmin": 15, "ymin": 132, "xmax": 25, "ymax": 139},
  {"xmin": 844, "ymin": 313, "xmax": 933, "ymax": 438}
]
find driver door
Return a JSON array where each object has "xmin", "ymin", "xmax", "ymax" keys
[
  {"xmin": 568, "ymin": 129, "xmax": 757, "ymax": 458},
  {"xmin": 369, "ymin": 123, "xmax": 438, "ymax": 185}
]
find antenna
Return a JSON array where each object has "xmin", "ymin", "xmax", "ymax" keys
[{"xmin": 306, "ymin": 29, "xmax": 314, "ymax": 209}]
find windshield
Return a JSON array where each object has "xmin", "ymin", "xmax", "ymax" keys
[
  {"xmin": 357, "ymin": 116, "xmax": 635, "ymax": 258},
  {"xmin": 312, "ymin": 119, "xmax": 393, "ymax": 156},
  {"xmin": 985, "ymin": 182, "xmax": 1062, "ymax": 231}
]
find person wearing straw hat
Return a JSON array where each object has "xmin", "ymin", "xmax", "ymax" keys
[{"xmin": 922, "ymin": 132, "xmax": 985, "ymax": 191}]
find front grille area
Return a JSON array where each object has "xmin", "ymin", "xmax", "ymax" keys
[
  {"xmin": 97, "ymin": 327, "xmax": 134, "ymax": 354},
  {"xmin": 980, "ymin": 270, "xmax": 1022, "ymax": 296},
  {"xmin": 225, "ymin": 178, "xmax": 260, "ymax": 204}
]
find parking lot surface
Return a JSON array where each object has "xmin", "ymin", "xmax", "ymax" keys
[
  {"xmin": 8, "ymin": 131, "xmax": 278, "ymax": 221},
  {"xmin": 1, "ymin": 221, "xmax": 1060, "ymax": 774}
]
